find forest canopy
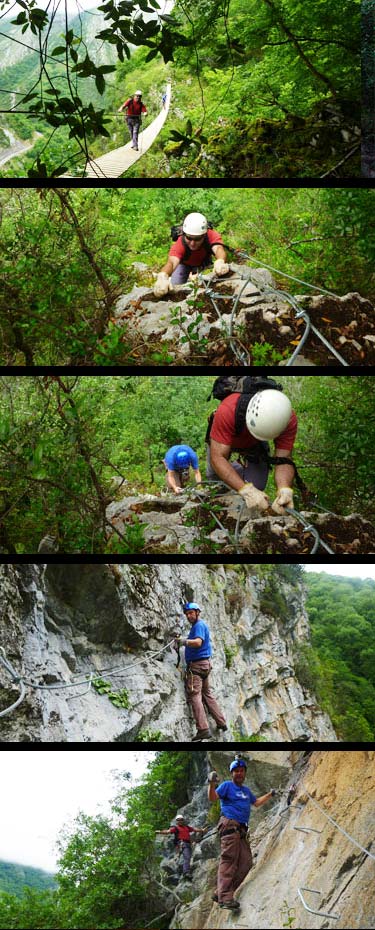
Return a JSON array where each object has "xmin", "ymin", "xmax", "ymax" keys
[
  {"xmin": 305, "ymin": 573, "xmax": 375, "ymax": 741},
  {"xmin": 0, "ymin": 375, "xmax": 374, "ymax": 554},
  {"xmin": 0, "ymin": 0, "xmax": 361, "ymax": 177},
  {"xmin": 0, "ymin": 751, "xmax": 189, "ymax": 929},
  {"xmin": 1, "ymin": 187, "xmax": 374, "ymax": 366}
]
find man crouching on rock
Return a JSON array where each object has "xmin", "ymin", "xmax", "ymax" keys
[{"xmin": 208, "ymin": 757, "xmax": 275, "ymax": 910}]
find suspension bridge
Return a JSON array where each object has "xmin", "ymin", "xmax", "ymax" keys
[{"xmin": 62, "ymin": 83, "xmax": 171, "ymax": 179}]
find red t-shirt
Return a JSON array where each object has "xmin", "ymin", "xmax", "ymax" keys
[
  {"xmin": 123, "ymin": 98, "xmax": 147, "ymax": 116},
  {"xmin": 170, "ymin": 825, "xmax": 195, "ymax": 842},
  {"xmin": 210, "ymin": 393, "xmax": 298, "ymax": 451},
  {"xmin": 169, "ymin": 229, "xmax": 223, "ymax": 267}
]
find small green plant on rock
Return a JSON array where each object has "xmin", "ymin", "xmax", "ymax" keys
[{"xmin": 93, "ymin": 678, "xmax": 130, "ymax": 709}]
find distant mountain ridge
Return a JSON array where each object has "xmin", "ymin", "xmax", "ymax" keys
[
  {"xmin": 0, "ymin": 860, "xmax": 57, "ymax": 898},
  {"xmin": 0, "ymin": 9, "xmax": 116, "ymax": 70}
]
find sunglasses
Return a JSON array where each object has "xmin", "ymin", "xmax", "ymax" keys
[{"xmin": 184, "ymin": 234, "xmax": 205, "ymax": 242}]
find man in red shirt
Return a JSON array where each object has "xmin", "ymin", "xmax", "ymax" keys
[
  {"xmin": 156, "ymin": 814, "xmax": 205, "ymax": 879},
  {"xmin": 207, "ymin": 389, "xmax": 298, "ymax": 514},
  {"xmin": 118, "ymin": 90, "xmax": 147, "ymax": 151},
  {"xmin": 154, "ymin": 212, "xmax": 229, "ymax": 296}
]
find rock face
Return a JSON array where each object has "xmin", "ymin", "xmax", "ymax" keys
[
  {"xmin": 0, "ymin": 565, "xmax": 336, "ymax": 743},
  {"xmin": 106, "ymin": 485, "xmax": 375, "ymax": 555},
  {"xmin": 112, "ymin": 265, "xmax": 375, "ymax": 366},
  {"xmin": 164, "ymin": 750, "xmax": 375, "ymax": 930}
]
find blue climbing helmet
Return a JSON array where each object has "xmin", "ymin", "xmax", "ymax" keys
[
  {"xmin": 175, "ymin": 450, "xmax": 190, "ymax": 469},
  {"xmin": 183, "ymin": 602, "xmax": 201, "ymax": 612},
  {"xmin": 230, "ymin": 758, "xmax": 248, "ymax": 772}
]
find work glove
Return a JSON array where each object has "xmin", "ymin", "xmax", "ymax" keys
[
  {"xmin": 272, "ymin": 487, "xmax": 294, "ymax": 515},
  {"xmin": 239, "ymin": 483, "xmax": 270, "ymax": 512},
  {"xmin": 175, "ymin": 636, "xmax": 187, "ymax": 646},
  {"xmin": 208, "ymin": 771, "xmax": 219, "ymax": 784},
  {"xmin": 154, "ymin": 272, "xmax": 171, "ymax": 298},
  {"xmin": 214, "ymin": 258, "xmax": 230, "ymax": 276},
  {"xmin": 271, "ymin": 789, "xmax": 277, "ymax": 797}
]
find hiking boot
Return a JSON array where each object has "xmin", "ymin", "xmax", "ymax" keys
[
  {"xmin": 192, "ymin": 729, "xmax": 212, "ymax": 741},
  {"xmin": 220, "ymin": 901, "xmax": 241, "ymax": 910}
]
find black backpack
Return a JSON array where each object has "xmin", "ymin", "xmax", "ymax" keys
[
  {"xmin": 171, "ymin": 221, "xmax": 215, "ymax": 265},
  {"xmin": 207, "ymin": 376, "xmax": 284, "ymax": 437}
]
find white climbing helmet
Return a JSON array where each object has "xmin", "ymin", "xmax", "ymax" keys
[
  {"xmin": 183, "ymin": 213, "xmax": 208, "ymax": 237},
  {"xmin": 246, "ymin": 390, "xmax": 292, "ymax": 440},
  {"xmin": 135, "ymin": 90, "xmax": 143, "ymax": 96}
]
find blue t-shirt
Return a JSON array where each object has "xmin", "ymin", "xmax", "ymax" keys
[
  {"xmin": 165, "ymin": 444, "xmax": 199, "ymax": 470},
  {"xmin": 216, "ymin": 781, "xmax": 257, "ymax": 824},
  {"xmin": 185, "ymin": 620, "xmax": 212, "ymax": 662}
]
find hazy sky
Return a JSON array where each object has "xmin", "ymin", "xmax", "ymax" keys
[
  {"xmin": 304, "ymin": 564, "xmax": 375, "ymax": 581},
  {"xmin": 0, "ymin": 751, "xmax": 154, "ymax": 872}
]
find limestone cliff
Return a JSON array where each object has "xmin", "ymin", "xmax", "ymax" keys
[
  {"xmin": 0, "ymin": 564, "xmax": 336, "ymax": 742},
  {"xmin": 113, "ymin": 266, "xmax": 375, "ymax": 367},
  {"xmin": 106, "ymin": 486, "xmax": 375, "ymax": 555},
  {"xmin": 157, "ymin": 750, "xmax": 375, "ymax": 930}
]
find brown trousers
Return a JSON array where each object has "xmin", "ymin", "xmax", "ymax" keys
[
  {"xmin": 217, "ymin": 817, "xmax": 253, "ymax": 903},
  {"xmin": 185, "ymin": 660, "xmax": 226, "ymax": 731}
]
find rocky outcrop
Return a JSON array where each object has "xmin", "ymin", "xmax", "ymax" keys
[
  {"xmin": 163, "ymin": 750, "xmax": 375, "ymax": 930},
  {"xmin": 0, "ymin": 564, "xmax": 336, "ymax": 743},
  {"xmin": 112, "ymin": 265, "xmax": 375, "ymax": 366},
  {"xmin": 106, "ymin": 485, "xmax": 375, "ymax": 554}
]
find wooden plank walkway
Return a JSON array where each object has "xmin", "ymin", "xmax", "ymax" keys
[{"xmin": 62, "ymin": 84, "xmax": 171, "ymax": 179}]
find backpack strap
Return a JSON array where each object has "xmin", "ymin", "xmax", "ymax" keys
[{"xmin": 259, "ymin": 448, "xmax": 312, "ymax": 504}]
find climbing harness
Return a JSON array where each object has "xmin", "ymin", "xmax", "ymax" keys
[{"xmin": 187, "ymin": 247, "xmax": 350, "ymax": 366}]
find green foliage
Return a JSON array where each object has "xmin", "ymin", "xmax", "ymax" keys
[
  {"xmin": 251, "ymin": 342, "xmax": 284, "ymax": 366},
  {"xmin": 134, "ymin": 729, "xmax": 164, "ymax": 741},
  {"xmin": 0, "ymin": 888, "xmax": 60, "ymax": 930},
  {"xmin": 1, "ymin": 188, "xmax": 375, "ymax": 365},
  {"xmin": 0, "ymin": 753, "xmax": 191, "ymax": 929},
  {"xmin": 231, "ymin": 731, "xmax": 268, "ymax": 741},
  {"xmin": 0, "ymin": 863, "xmax": 56, "ymax": 899},
  {"xmin": 293, "ymin": 643, "xmax": 325, "ymax": 694},
  {"xmin": 0, "ymin": 375, "xmax": 374, "ymax": 553},
  {"xmin": 284, "ymin": 375, "xmax": 375, "ymax": 520},
  {"xmin": 92, "ymin": 678, "xmax": 130, "ymax": 709},
  {"xmin": 281, "ymin": 900, "xmax": 297, "ymax": 929},
  {"xmin": 259, "ymin": 575, "xmax": 289, "ymax": 621},
  {"xmin": 305, "ymin": 573, "xmax": 375, "ymax": 739},
  {"xmin": 0, "ymin": 0, "xmax": 360, "ymax": 177},
  {"xmin": 275, "ymin": 565, "xmax": 305, "ymax": 586},
  {"xmin": 223, "ymin": 640, "xmax": 238, "ymax": 669}
]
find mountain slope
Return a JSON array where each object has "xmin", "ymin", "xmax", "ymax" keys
[{"xmin": 0, "ymin": 861, "xmax": 56, "ymax": 898}]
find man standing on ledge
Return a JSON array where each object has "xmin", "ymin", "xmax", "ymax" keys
[
  {"xmin": 175, "ymin": 602, "xmax": 227, "ymax": 741},
  {"xmin": 208, "ymin": 757, "xmax": 276, "ymax": 910}
]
